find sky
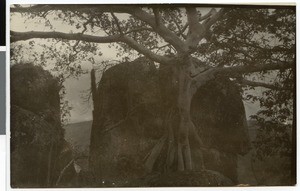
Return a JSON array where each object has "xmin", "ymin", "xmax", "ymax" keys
[{"xmin": 10, "ymin": 5, "xmax": 261, "ymax": 124}]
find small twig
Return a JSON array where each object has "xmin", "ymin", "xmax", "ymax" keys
[
  {"xmin": 81, "ymin": 16, "xmax": 94, "ymax": 34},
  {"xmin": 72, "ymin": 40, "xmax": 80, "ymax": 51},
  {"xmin": 40, "ymin": 10, "xmax": 50, "ymax": 18},
  {"xmin": 124, "ymin": 27, "xmax": 153, "ymax": 35},
  {"xmin": 182, "ymin": 23, "xmax": 188, "ymax": 33},
  {"xmin": 171, "ymin": 17, "xmax": 187, "ymax": 39},
  {"xmin": 111, "ymin": 12, "xmax": 123, "ymax": 34},
  {"xmin": 150, "ymin": 43, "xmax": 170, "ymax": 53}
]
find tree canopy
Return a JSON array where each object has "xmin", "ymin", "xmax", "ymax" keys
[{"xmin": 10, "ymin": 5, "xmax": 295, "ymax": 88}]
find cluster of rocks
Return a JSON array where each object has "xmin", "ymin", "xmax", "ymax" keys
[{"xmin": 89, "ymin": 57, "xmax": 251, "ymax": 186}]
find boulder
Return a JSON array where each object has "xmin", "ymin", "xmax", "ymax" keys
[
  {"xmin": 89, "ymin": 57, "xmax": 161, "ymax": 184},
  {"xmin": 11, "ymin": 106, "xmax": 63, "ymax": 187},
  {"xmin": 10, "ymin": 63, "xmax": 65, "ymax": 187},
  {"xmin": 191, "ymin": 76, "xmax": 251, "ymax": 183}
]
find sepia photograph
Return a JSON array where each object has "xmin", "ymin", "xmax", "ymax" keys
[{"xmin": 10, "ymin": 4, "xmax": 296, "ymax": 188}]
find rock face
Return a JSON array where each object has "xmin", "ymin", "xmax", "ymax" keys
[
  {"xmin": 89, "ymin": 57, "xmax": 162, "ymax": 184},
  {"xmin": 191, "ymin": 77, "xmax": 251, "ymax": 183},
  {"xmin": 89, "ymin": 57, "xmax": 251, "ymax": 186},
  {"xmin": 10, "ymin": 63, "xmax": 65, "ymax": 187}
]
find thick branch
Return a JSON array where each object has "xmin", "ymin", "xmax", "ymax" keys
[
  {"xmin": 217, "ymin": 61, "xmax": 294, "ymax": 76},
  {"xmin": 131, "ymin": 8, "xmax": 188, "ymax": 52},
  {"xmin": 180, "ymin": 8, "xmax": 213, "ymax": 35},
  {"xmin": 185, "ymin": 8, "xmax": 225, "ymax": 52},
  {"xmin": 11, "ymin": 4, "xmax": 134, "ymax": 14},
  {"xmin": 202, "ymin": 8, "xmax": 224, "ymax": 29},
  {"xmin": 186, "ymin": 7, "xmax": 202, "ymax": 34},
  {"xmin": 153, "ymin": 8, "xmax": 161, "ymax": 26},
  {"xmin": 11, "ymin": 5, "xmax": 51, "ymax": 13},
  {"xmin": 12, "ymin": 5, "xmax": 188, "ymax": 53},
  {"xmin": 183, "ymin": 8, "xmax": 217, "ymax": 31},
  {"xmin": 11, "ymin": 30, "xmax": 122, "ymax": 43},
  {"xmin": 191, "ymin": 61, "xmax": 294, "ymax": 93},
  {"xmin": 199, "ymin": 9, "xmax": 216, "ymax": 22},
  {"xmin": 234, "ymin": 78, "xmax": 288, "ymax": 90},
  {"xmin": 11, "ymin": 30, "xmax": 171, "ymax": 64},
  {"xmin": 185, "ymin": 7, "xmax": 204, "ymax": 49}
]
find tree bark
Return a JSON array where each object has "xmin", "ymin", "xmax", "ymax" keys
[
  {"xmin": 176, "ymin": 66, "xmax": 193, "ymax": 171},
  {"xmin": 160, "ymin": 57, "xmax": 206, "ymax": 172}
]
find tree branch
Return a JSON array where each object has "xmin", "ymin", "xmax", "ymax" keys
[
  {"xmin": 11, "ymin": 5, "xmax": 51, "ymax": 13},
  {"xmin": 111, "ymin": 12, "xmax": 123, "ymax": 34},
  {"xmin": 181, "ymin": 23, "xmax": 189, "ymax": 34},
  {"xmin": 234, "ymin": 78, "xmax": 288, "ymax": 90},
  {"xmin": 153, "ymin": 8, "xmax": 161, "ymax": 26},
  {"xmin": 11, "ymin": 30, "xmax": 171, "ymax": 64},
  {"xmin": 202, "ymin": 8, "xmax": 225, "ymax": 29},
  {"xmin": 11, "ymin": 4, "xmax": 133, "ymax": 14},
  {"xmin": 131, "ymin": 8, "xmax": 188, "ymax": 53},
  {"xmin": 171, "ymin": 18, "xmax": 187, "ymax": 39},
  {"xmin": 183, "ymin": 7, "xmax": 217, "ymax": 33},
  {"xmin": 191, "ymin": 61, "xmax": 294, "ymax": 93},
  {"xmin": 10, "ymin": 30, "xmax": 122, "ymax": 43},
  {"xmin": 218, "ymin": 61, "xmax": 294, "ymax": 76},
  {"xmin": 199, "ymin": 8, "xmax": 216, "ymax": 22},
  {"xmin": 185, "ymin": 7, "xmax": 205, "ymax": 50},
  {"xmin": 121, "ymin": 36, "xmax": 172, "ymax": 64},
  {"xmin": 124, "ymin": 27, "xmax": 153, "ymax": 34},
  {"xmin": 81, "ymin": 16, "xmax": 94, "ymax": 34},
  {"xmin": 185, "ymin": 8, "xmax": 224, "ymax": 53},
  {"xmin": 186, "ymin": 7, "xmax": 202, "ymax": 34},
  {"xmin": 12, "ymin": 5, "xmax": 188, "ymax": 53}
]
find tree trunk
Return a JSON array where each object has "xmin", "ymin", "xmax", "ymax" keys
[
  {"xmin": 176, "ymin": 66, "xmax": 193, "ymax": 171},
  {"xmin": 160, "ymin": 57, "xmax": 206, "ymax": 172}
]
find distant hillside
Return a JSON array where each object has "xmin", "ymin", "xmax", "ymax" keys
[{"xmin": 63, "ymin": 120, "xmax": 92, "ymax": 153}]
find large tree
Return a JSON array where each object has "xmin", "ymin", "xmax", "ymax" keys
[{"xmin": 10, "ymin": 4, "xmax": 296, "ymax": 180}]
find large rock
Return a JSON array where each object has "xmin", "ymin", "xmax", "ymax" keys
[
  {"xmin": 89, "ymin": 57, "xmax": 161, "ymax": 184},
  {"xmin": 89, "ymin": 57, "xmax": 251, "ymax": 186},
  {"xmin": 191, "ymin": 76, "xmax": 251, "ymax": 183},
  {"xmin": 11, "ymin": 63, "xmax": 61, "ymax": 123},
  {"xmin": 10, "ymin": 63, "xmax": 65, "ymax": 187}
]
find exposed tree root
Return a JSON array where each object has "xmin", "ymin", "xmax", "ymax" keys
[{"xmin": 144, "ymin": 135, "xmax": 167, "ymax": 172}]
